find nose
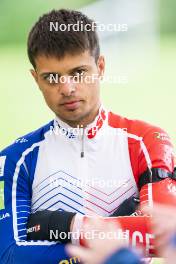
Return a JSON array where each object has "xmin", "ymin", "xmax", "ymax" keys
[{"xmin": 59, "ymin": 76, "xmax": 76, "ymax": 97}]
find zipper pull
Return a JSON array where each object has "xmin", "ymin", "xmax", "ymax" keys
[{"xmin": 81, "ymin": 127, "xmax": 85, "ymax": 158}]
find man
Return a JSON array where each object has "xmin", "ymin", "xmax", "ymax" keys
[{"xmin": 0, "ymin": 9, "xmax": 175, "ymax": 264}]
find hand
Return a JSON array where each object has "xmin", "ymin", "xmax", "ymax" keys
[
  {"xmin": 143, "ymin": 203, "xmax": 176, "ymax": 254},
  {"xmin": 66, "ymin": 217, "xmax": 127, "ymax": 264}
]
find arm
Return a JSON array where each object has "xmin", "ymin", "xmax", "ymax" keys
[
  {"xmin": 0, "ymin": 149, "xmax": 74, "ymax": 264},
  {"xmin": 137, "ymin": 127, "xmax": 176, "ymax": 209},
  {"xmin": 27, "ymin": 210, "xmax": 76, "ymax": 243}
]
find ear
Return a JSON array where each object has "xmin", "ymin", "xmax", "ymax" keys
[
  {"xmin": 30, "ymin": 69, "xmax": 38, "ymax": 83},
  {"xmin": 97, "ymin": 56, "xmax": 105, "ymax": 80},
  {"xmin": 30, "ymin": 69, "xmax": 42, "ymax": 91}
]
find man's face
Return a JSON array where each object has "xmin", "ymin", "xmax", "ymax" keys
[{"xmin": 31, "ymin": 51, "xmax": 105, "ymax": 127}]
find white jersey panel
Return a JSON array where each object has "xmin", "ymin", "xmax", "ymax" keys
[{"xmin": 31, "ymin": 119, "xmax": 138, "ymax": 216}]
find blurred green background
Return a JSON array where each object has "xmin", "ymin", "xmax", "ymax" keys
[{"xmin": 0, "ymin": 0, "xmax": 175, "ymax": 151}]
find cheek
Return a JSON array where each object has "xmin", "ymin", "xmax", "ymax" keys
[
  {"xmin": 42, "ymin": 89, "xmax": 58, "ymax": 107},
  {"xmin": 80, "ymin": 83, "xmax": 100, "ymax": 108},
  {"xmin": 88, "ymin": 82, "xmax": 100, "ymax": 101}
]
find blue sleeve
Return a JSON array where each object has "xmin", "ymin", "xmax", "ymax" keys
[
  {"xmin": 103, "ymin": 248, "xmax": 142, "ymax": 264},
  {"xmin": 0, "ymin": 149, "xmax": 73, "ymax": 264}
]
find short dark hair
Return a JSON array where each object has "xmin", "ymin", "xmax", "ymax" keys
[{"xmin": 27, "ymin": 9, "xmax": 100, "ymax": 68}]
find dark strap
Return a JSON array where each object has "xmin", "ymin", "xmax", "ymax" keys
[
  {"xmin": 27, "ymin": 210, "xmax": 76, "ymax": 243},
  {"xmin": 109, "ymin": 196, "xmax": 140, "ymax": 217},
  {"xmin": 138, "ymin": 168, "xmax": 175, "ymax": 191}
]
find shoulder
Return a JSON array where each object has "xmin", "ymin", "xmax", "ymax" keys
[
  {"xmin": 108, "ymin": 111, "xmax": 171, "ymax": 144},
  {"xmin": 0, "ymin": 120, "xmax": 54, "ymax": 161}
]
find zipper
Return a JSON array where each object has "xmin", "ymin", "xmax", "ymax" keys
[{"xmin": 81, "ymin": 128, "xmax": 85, "ymax": 158}]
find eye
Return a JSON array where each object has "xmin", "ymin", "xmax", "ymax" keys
[
  {"xmin": 71, "ymin": 69, "xmax": 87, "ymax": 82},
  {"xmin": 75, "ymin": 69, "xmax": 86, "ymax": 75},
  {"xmin": 44, "ymin": 74, "xmax": 59, "ymax": 84},
  {"xmin": 43, "ymin": 75, "xmax": 50, "ymax": 82}
]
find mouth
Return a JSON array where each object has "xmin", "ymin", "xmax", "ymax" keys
[{"xmin": 61, "ymin": 100, "xmax": 83, "ymax": 110}]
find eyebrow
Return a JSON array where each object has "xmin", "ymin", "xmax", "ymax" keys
[
  {"xmin": 40, "ymin": 72, "xmax": 60, "ymax": 78},
  {"xmin": 39, "ymin": 65, "xmax": 89, "ymax": 77}
]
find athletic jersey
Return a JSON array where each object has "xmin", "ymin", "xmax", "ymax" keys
[{"xmin": 0, "ymin": 107, "xmax": 174, "ymax": 263}]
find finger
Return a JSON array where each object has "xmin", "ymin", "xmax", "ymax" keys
[
  {"xmin": 142, "ymin": 205, "xmax": 153, "ymax": 215},
  {"xmin": 155, "ymin": 233, "xmax": 172, "ymax": 250}
]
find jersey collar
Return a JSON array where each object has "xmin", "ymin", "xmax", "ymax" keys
[{"xmin": 54, "ymin": 105, "xmax": 108, "ymax": 139}]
